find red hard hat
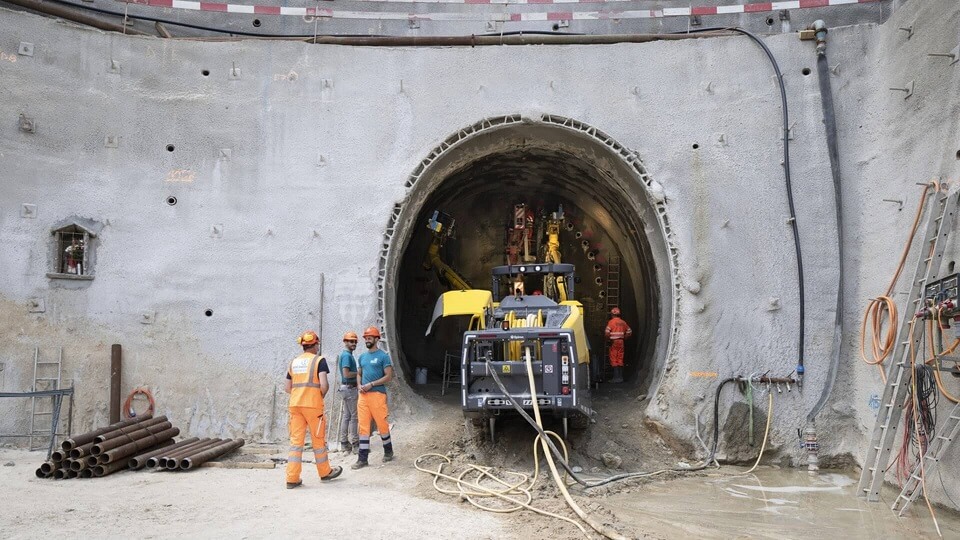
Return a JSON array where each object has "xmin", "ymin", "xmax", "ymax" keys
[
  {"xmin": 297, "ymin": 330, "xmax": 319, "ymax": 346},
  {"xmin": 611, "ymin": 307, "xmax": 621, "ymax": 316},
  {"xmin": 343, "ymin": 331, "xmax": 358, "ymax": 342},
  {"xmin": 362, "ymin": 326, "xmax": 381, "ymax": 339}
]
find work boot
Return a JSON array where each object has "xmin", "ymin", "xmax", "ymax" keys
[
  {"xmin": 286, "ymin": 480, "xmax": 303, "ymax": 489},
  {"xmin": 340, "ymin": 442, "xmax": 352, "ymax": 454},
  {"xmin": 320, "ymin": 466, "xmax": 342, "ymax": 481},
  {"xmin": 611, "ymin": 367, "xmax": 623, "ymax": 384},
  {"xmin": 351, "ymin": 460, "xmax": 368, "ymax": 470},
  {"xmin": 383, "ymin": 450, "xmax": 395, "ymax": 463}
]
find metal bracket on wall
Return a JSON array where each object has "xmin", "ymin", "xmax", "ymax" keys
[
  {"xmin": 889, "ymin": 80, "xmax": 914, "ymax": 99},
  {"xmin": 18, "ymin": 42, "xmax": 34, "ymax": 56},
  {"xmin": 927, "ymin": 44, "xmax": 960, "ymax": 65}
]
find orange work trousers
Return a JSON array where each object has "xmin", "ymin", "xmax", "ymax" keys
[
  {"xmin": 287, "ymin": 406, "xmax": 332, "ymax": 482},
  {"xmin": 609, "ymin": 339, "xmax": 625, "ymax": 368},
  {"xmin": 358, "ymin": 392, "xmax": 390, "ymax": 437}
]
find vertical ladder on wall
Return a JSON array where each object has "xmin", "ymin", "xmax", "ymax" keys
[
  {"xmin": 29, "ymin": 347, "xmax": 63, "ymax": 450},
  {"xmin": 857, "ymin": 188, "xmax": 959, "ymax": 501},
  {"xmin": 892, "ymin": 399, "xmax": 960, "ymax": 515},
  {"xmin": 602, "ymin": 256, "xmax": 622, "ymax": 382}
]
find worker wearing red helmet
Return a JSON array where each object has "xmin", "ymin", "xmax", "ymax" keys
[
  {"xmin": 336, "ymin": 331, "xmax": 360, "ymax": 454},
  {"xmin": 604, "ymin": 307, "xmax": 633, "ymax": 384},
  {"xmin": 284, "ymin": 330, "xmax": 342, "ymax": 489},
  {"xmin": 352, "ymin": 326, "xmax": 394, "ymax": 469}
]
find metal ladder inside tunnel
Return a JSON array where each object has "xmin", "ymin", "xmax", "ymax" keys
[
  {"xmin": 857, "ymin": 188, "xmax": 959, "ymax": 501},
  {"xmin": 29, "ymin": 347, "xmax": 70, "ymax": 450},
  {"xmin": 441, "ymin": 351, "xmax": 460, "ymax": 397},
  {"xmin": 602, "ymin": 256, "xmax": 621, "ymax": 383},
  {"xmin": 892, "ymin": 399, "xmax": 960, "ymax": 515}
]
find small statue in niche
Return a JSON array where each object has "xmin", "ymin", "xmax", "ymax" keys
[{"xmin": 64, "ymin": 237, "xmax": 85, "ymax": 275}]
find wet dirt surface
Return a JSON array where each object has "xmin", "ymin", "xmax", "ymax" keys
[{"xmin": 599, "ymin": 467, "xmax": 960, "ymax": 539}]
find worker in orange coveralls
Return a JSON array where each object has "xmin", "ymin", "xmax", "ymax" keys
[
  {"xmin": 604, "ymin": 307, "xmax": 632, "ymax": 384},
  {"xmin": 284, "ymin": 330, "xmax": 342, "ymax": 489}
]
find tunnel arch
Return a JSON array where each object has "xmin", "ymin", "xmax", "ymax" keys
[{"xmin": 377, "ymin": 114, "xmax": 680, "ymax": 398}]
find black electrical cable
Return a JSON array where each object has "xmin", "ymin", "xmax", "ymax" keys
[
  {"xmin": 710, "ymin": 377, "xmax": 739, "ymax": 464},
  {"xmin": 685, "ymin": 26, "xmax": 806, "ymax": 381},
  {"xmin": 485, "ymin": 362, "xmax": 709, "ymax": 490}
]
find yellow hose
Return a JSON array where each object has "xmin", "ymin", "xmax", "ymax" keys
[
  {"xmin": 414, "ymin": 453, "xmax": 588, "ymax": 536},
  {"xmin": 523, "ymin": 347, "xmax": 629, "ymax": 540},
  {"xmin": 744, "ymin": 391, "xmax": 773, "ymax": 475}
]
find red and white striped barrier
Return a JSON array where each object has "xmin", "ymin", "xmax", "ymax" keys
[{"xmin": 118, "ymin": 0, "xmax": 880, "ymax": 21}]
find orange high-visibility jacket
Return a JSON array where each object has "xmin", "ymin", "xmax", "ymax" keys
[
  {"xmin": 288, "ymin": 353, "xmax": 325, "ymax": 410},
  {"xmin": 605, "ymin": 317, "xmax": 633, "ymax": 341}
]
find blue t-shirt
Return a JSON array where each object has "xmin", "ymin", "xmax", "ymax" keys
[
  {"xmin": 338, "ymin": 350, "xmax": 357, "ymax": 385},
  {"xmin": 358, "ymin": 349, "xmax": 392, "ymax": 394}
]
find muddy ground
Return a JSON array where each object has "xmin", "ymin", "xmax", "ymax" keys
[{"xmin": 2, "ymin": 384, "xmax": 957, "ymax": 539}]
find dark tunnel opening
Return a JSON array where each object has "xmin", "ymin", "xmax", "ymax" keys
[{"xmin": 385, "ymin": 117, "xmax": 674, "ymax": 402}]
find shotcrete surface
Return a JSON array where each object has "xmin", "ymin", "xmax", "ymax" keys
[{"xmin": 2, "ymin": 0, "xmax": 960, "ymax": 516}]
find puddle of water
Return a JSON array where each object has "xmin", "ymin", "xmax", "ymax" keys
[
  {"xmin": 732, "ymin": 484, "xmax": 842, "ymax": 494},
  {"xmin": 601, "ymin": 467, "xmax": 960, "ymax": 539}
]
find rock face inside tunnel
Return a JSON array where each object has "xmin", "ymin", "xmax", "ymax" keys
[{"xmin": 383, "ymin": 117, "xmax": 677, "ymax": 396}]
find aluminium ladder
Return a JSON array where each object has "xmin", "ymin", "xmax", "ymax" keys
[
  {"xmin": 602, "ymin": 256, "xmax": 622, "ymax": 382},
  {"xmin": 29, "ymin": 347, "xmax": 66, "ymax": 450},
  {"xmin": 857, "ymin": 188, "xmax": 959, "ymax": 501},
  {"xmin": 892, "ymin": 399, "xmax": 960, "ymax": 515}
]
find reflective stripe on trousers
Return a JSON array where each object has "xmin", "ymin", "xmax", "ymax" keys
[{"xmin": 287, "ymin": 406, "xmax": 332, "ymax": 482}]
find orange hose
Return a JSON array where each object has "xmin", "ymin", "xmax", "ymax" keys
[
  {"xmin": 123, "ymin": 386, "xmax": 156, "ymax": 419},
  {"xmin": 860, "ymin": 182, "xmax": 932, "ymax": 380},
  {"xmin": 924, "ymin": 311, "xmax": 960, "ymax": 404},
  {"xmin": 860, "ymin": 297, "xmax": 897, "ymax": 383}
]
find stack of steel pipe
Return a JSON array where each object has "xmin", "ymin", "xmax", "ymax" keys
[
  {"xmin": 35, "ymin": 414, "xmax": 180, "ymax": 479},
  {"xmin": 145, "ymin": 437, "xmax": 246, "ymax": 471}
]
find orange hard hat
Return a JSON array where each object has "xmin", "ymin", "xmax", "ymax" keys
[
  {"xmin": 297, "ymin": 330, "xmax": 319, "ymax": 346},
  {"xmin": 611, "ymin": 307, "xmax": 621, "ymax": 316},
  {"xmin": 343, "ymin": 331, "xmax": 358, "ymax": 342},
  {"xmin": 362, "ymin": 326, "xmax": 381, "ymax": 339}
]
